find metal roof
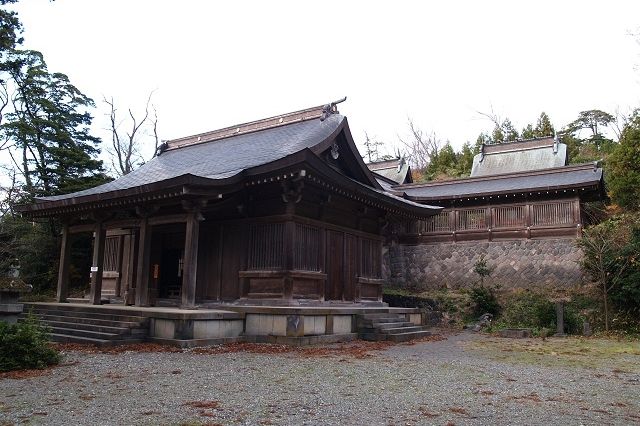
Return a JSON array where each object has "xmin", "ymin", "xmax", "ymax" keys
[
  {"xmin": 471, "ymin": 137, "xmax": 568, "ymax": 177},
  {"xmin": 366, "ymin": 158, "xmax": 412, "ymax": 184},
  {"xmin": 396, "ymin": 163, "xmax": 603, "ymax": 201}
]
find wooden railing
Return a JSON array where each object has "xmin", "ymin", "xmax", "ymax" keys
[{"xmin": 408, "ymin": 199, "xmax": 581, "ymax": 242}]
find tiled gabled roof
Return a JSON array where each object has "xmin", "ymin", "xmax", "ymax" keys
[{"xmin": 37, "ymin": 109, "xmax": 345, "ymax": 202}]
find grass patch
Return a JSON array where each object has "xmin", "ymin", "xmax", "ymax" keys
[{"xmin": 465, "ymin": 336, "xmax": 640, "ymax": 371}]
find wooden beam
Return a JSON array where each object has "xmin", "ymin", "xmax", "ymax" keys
[
  {"xmin": 56, "ymin": 224, "xmax": 71, "ymax": 303},
  {"xmin": 69, "ymin": 223, "xmax": 96, "ymax": 234},
  {"xmin": 135, "ymin": 217, "xmax": 152, "ymax": 306},
  {"xmin": 181, "ymin": 211, "xmax": 201, "ymax": 308},
  {"xmin": 89, "ymin": 223, "xmax": 106, "ymax": 305},
  {"xmin": 148, "ymin": 213, "xmax": 189, "ymax": 226}
]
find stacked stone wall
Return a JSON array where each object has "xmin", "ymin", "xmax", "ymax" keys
[{"xmin": 384, "ymin": 238, "xmax": 585, "ymax": 290}]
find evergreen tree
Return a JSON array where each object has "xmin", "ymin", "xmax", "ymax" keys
[
  {"xmin": 476, "ymin": 131, "xmax": 491, "ymax": 146},
  {"xmin": 561, "ymin": 109, "xmax": 617, "ymax": 163},
  {"xmin": 501, "ymin": 119, "xmax": 519, "ymax": 142},
  {"xmin": 2, "ymin": 50, "xmax": 109, "ymax": 199},
  {"xmin": 534, "ymin": 112, "xmax": 555, "ymax": 137},
  {"xmin": 456, "ymin": 142, "xmax": 475, "ymax": 176},
  {"xmin": 0, "ymin": 1, "xmax": 107, "ymax": 293},
  {"xmin": 425, "ymin": 142, "xmax": 457, "ymax": 180},
  {"xmin": 521, "ymin": 124, "xmax": 535, "ymax": 139},
  {"xmin": 491, "ymin": 119, "xmax": 518, "ymax": 143},
  {"xmin": 608, "ymin": 110, "xmax": 640, "ymax": 210}
]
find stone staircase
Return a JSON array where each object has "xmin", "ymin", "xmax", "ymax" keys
[
  {"xmin": 20, "ymin": 304, "xmax": 149, "ymax": 346},
  {"xmin": 357, "ymin": 312, "xmax": 431, "ymax": 342}
]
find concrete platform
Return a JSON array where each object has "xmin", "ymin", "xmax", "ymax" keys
[{"xmin": 24, "ymin": 302, "xmax": 424, "ymax": 347}]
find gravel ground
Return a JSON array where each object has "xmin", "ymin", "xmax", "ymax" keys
[{"xmin": 1, "ymin": 332, "xmax": 639, "ymax": 425}]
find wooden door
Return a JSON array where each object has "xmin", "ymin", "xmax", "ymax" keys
[
  {"xmin": 343, "ymin": 234, "xmax": 358, "ymax": 301},
  {"xmin": 325, "ymin": 230, "xmax": 344, "ymax": 300},
  {"xmin": 220, "ymin": 224, "xmax": 245, "ymax": 300}
]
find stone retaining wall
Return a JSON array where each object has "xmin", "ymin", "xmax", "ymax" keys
[{"xmin": 384, "ymin": 238, "xmax": 585, "ymax": 290}]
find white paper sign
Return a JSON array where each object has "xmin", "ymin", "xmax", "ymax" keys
[{"xmin": 90, "ymin": 266, "xmax": 98, "ymax": 272}]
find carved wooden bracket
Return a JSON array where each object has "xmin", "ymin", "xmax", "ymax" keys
[
  {"xmin": 281, "ymin": 179, "xmax": 304, "ymax": 204},
  {"xmin": 135, "ymin": 205, "xmax": 159, "ymax": 218},
  {"xmin": 181, "ymin": 199, "xmax": 206, "ymax": 221},
  {"xmin": 89, "ymin": 210, "xmax": 114, "ymax": 223}
]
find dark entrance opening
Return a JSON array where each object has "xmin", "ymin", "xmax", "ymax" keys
[
  {"xmin": 150, "ymin": 226, "xmax": 185, "ymax": 301},
  {"xmin": 158, "ymin": 248, "xmax": 183, "ymax": 299}
]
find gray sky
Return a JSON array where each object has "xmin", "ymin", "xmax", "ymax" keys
[{"xmin": 10, "ymin": 0, "xmax": 640, "ymax": 164}]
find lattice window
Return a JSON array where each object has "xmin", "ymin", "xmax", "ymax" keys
[
  {"xmin": 420, "ymin": 212, "xmax": 451, "ymax": 233},
  {"xmin": 457, "ymin": 208, "xmax": 487, "ymax": 230},
  {"xmin": 103, "ymin": 236, "xmax": 119, "ymax": 271},
  {"xmin": 493, "ymin": 205, "xmax": 526, "ymax": 228},
  {"xmin": 293, "ymin": 223, "xmax": 321, "ymax": 271},
  {"xmin": 361, "ymin": 238, "xmax": 382, "ymax": 278},
  {"xmin": 247, "ymin": 223, "xmax": 285, "ymax": 270},
  {"xmin": 532, "ymin": 202, "xmax": 574, "ymax": 226}
]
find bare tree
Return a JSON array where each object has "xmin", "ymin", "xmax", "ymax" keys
[
  {"xmin": 104, "ymin": 91, "xmax": 158, "ymax": 176},
  {"xmin": 151, "ymin": 104, "xmax": 160, "ymax": 158},
  {"xmin": 398, "ymin": 118, "xmax": 443, "ymax": 171},
  {"xmin": 577, "ymin": 225, "xmax": 631, "ymax": 332},
  {"xmin": 0, "ymin": 165, "xmax": 20, "ymax": 217}
]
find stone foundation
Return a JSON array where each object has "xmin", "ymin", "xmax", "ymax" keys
[{"xmin": 386, "ymin": 238, "xmax": 585, "ymax": 290}]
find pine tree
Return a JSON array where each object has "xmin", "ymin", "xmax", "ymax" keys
[
  {"xmin": 521, "ymin": 124, "xmax": 535, "ymax": 139},
  {"xmin": 534, "ymin": 112, "xmax": 555, "ymax": 137},
  {"xmin": 1, "ymin": 50, "xmax": 109, "ymax": 199}
]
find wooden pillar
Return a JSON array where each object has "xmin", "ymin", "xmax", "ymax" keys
[
  {"xmin": 56, "ymin": 224, "xmax": 72, "ymax": 303},
  {"xmin": 135, "ymin": 217, "xmax": 152, "ymax": 306},
  {"xmin": 319, "ymin": 228, "xmax": 327, "ymax": 301},
  {"xmin": 89, "ymin": 223, "xmax": 107, "ymax": 305},
  {"xmin": 283, "ymin": 220, "xmax": 295, "ymax": 300},
  {"xmin": 181, "ymin": 211, "xmax": 201, "ymax": 308},
  {"xmin": 114, "ymin": 235, "xmax": 125, "ymax": 298}
]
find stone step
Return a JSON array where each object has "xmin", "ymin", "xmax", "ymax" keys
[
  {"xmin": 359, "ymin": 321, "xmax": 414, "ymax": 329},
  {"xmin": 48, "ymin": 326, "xmax": 122, "ymax": 340},
  {"xmin": 49, "ymin": 333, "xmax": 144, "ymax": 346},
  {"xmin": 378, "ymin": 326, "xmax": 425, "ymax": 334},
  {"xmin": 27, "ymin": 319, "xmax": 134, "ymax": 335},
  {"xmin": 384, "ymin": 330, "xmax": 432, "ymax": 342},
  {"xmin": 49, "ymin": 333, "xmax": 114, "ymax": 346},
  {"xmin": 30, "ymin": 313, "xmax": 146, "ymax": 329},
  {"xmin": 359, "ymin": 330, "xmax": 431, "ymax": 342},
  {"xmin": 359, "ymin": 313, "xmax": 407, "ymax": 320},
  {"xmin": 26, "ymin": 308, "xmax": 147, "ymax": 323}
]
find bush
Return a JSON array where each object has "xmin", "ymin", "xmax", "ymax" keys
[
  {"xmin": 497, "ymin": 291, "xmax": 556, "ymax": 331},
  {"xmin": 469, "ymin": 286, "xmax": 501, "ymax": 319},
  {"xmin": 0, "ymin": 314, "xmax": 60, "ymax": 372}
]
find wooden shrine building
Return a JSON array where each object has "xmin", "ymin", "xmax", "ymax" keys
[
  {"xmin": 19, "ymin": 102, "xmax": 440, "ymax": 309},
  {"xmin": 371, "ymin": 137, "xmax": 606, "ymax": 289}
]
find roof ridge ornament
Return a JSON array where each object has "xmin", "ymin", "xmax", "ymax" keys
[{"xmin": 321, "ymin": 96, "xmax": 347, "ymax": 121}]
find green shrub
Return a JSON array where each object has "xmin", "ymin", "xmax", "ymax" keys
[
  {"xmin": 0, "ymin": 314, "xmax": 60, "ymax": 372},
  {"xmin": 469, "ymin": 286, "xmax": 501, "ymax": 318},
  {"xmin": 495, "ymin": 291, "xmax": 556, "ymax": 331}
]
